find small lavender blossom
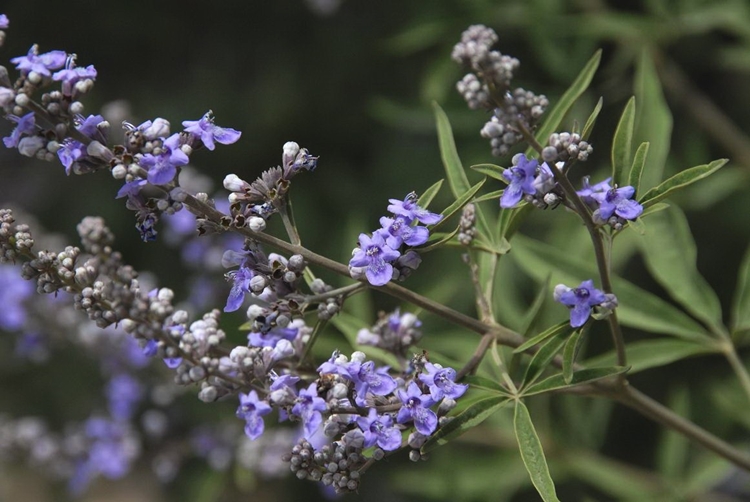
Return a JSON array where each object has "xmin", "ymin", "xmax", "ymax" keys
[
  {"xmin": 0, "ymin": 264, "xmax": 34, "ymax": 330},
  {"xmin": 349, "ymin": 232, "xmax": 400, "ymax": 286},
  {"xmin": 292, "ymin": 383, "xmax": 328, "ymax": 439},
  {"xmin": 115, "ymin": 179, "xmax": 147, "ymax": 199},
  {"xmin": 140, "ymin": 133, "xmax": 189, "ymax": 185},
  {"xmin": 378, "ymin": 215, "xmax": 429, "ymax": 248},
  {"xmin": 554, "ymin": 279, "xmax": 610, "ymax": 328},
  {"xmin": 247, "ymin": 325, "xmax": 298, "ymax": 348},
  {"xmin": 594, "ymin": 186, "xmax": 643, "ymax": 222},
  {"xmin": 224, "ymin": 266, "xmax": 254, "ymax": 312},
  {"xmin": 53, "ymin": 63, "xmax": 97, "ymax": 96},
  {"xmin": 350, "ymin": 360, "xmax": 398, "ymax": 405},
  {"xmin": 182, "ymin": 111, "xmax": 241, "ymax": 151},
  {"xmin": 76, "ymin": 114, "xmax": 107, "ymax": 142},
  {"xmin": 237, "ymin": 391, "xmax": 272, "ymax": 440},
  {"xmin": 501, "ymin": 154, "xmax": 538, "ymax": 208},
  {"xmin": 418, "ymin": 362, "xmax": 468, "ymax": 401},
  {"xmin": 3, "ymin": 112, "xmax": 35, "ymax": 148},
  {"xmin": 387, "ymin": 192, "xmax": 442, "ymax": 225},
  {"xmin": 0, "ymin": 14, "xmax": 9, "ymax": 29},
  {"xmin": 396, "ymin": 381, "xmax": 437, "ymax": 435},
  {"xmin": 577, "ymin": 176, "xmax": 612, "ymax": 206},
  {"xmin": 11, "ymin": 45, "xmax": 66, "ymax": 77},
  {"xmin": 58, "ymin": 139, "xmax": 86, "ymax": 175},
  {"xmin": 357, "ymin": 409, "xmax": 402, "ymax": 451},
  {"xmin": 106, "ymin": 374, "xmax": 143, "ymax": 421}
]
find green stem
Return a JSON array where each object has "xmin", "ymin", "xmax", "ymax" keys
[{"xmin": 721, "ymin": 341, "xmax": 750, "ymax": 404}]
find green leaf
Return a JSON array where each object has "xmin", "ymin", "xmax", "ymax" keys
[
  {"xmin": 512, "ymin": 235, "xmax": 709, "ymax": 341},
  {"xmin": 417, "ymin": 225, "xmax": 460, "ymax": 253},
  {"xmin": 639, "ymin": 201, "xmax": 669, "ymax": 219},
  {"xmin": 584, "ymin": 339, "xmax": 720, "ymax": 374},
  {"xmin": 420, "ymin": 396, "xmax": 509, "ymax": 453},
  {"xmin": 633, "ymin": 49, "xmax": 673, "ymax": 191},
  {"xmin": 329, "ymin": 311, "xmax": 401, "ymax": 368},
  {"xmin": 656, "ymin": 386, "xmax": 690, "ymax": 479},
  {"xmin": 562, "ymin": 329, "xmax": 584, "ymax": 384},
  {"xmin": 502, "ymin": 203, "xmax": 535, "ymax": 241},
  {"xmin": 518, "ymin": 277, "xmax": 552, "ymax": 336},
  {"xmin": 526, "ymin": 50, "xmax": 602, "ymax": 158},
  {"xmin": 638, "ymin": 158, "xmax": 728, "ymax": 208},
  {"xmin": 432, "ymin": 178, "xmax": 486, "ymax": 232},
  {"xmin": 638, "ymin": 205, "xmax": 725, "ymax": 335},
  {"xmin": 732, "ymin": 243, "xmax": 750, "ymax": 335},
  {"xmin": 627, "ymin": 141, "xmax": 649, "ymax": 196},
  {"xmin": 521, "ymin": 329, "xmax": 569, "ymax": 389},
  {"xmin": 514, "ymin": 401, "xmax": 560, "ymax": 502},
  {"xmin": 514, "ymin": 320, "xmax": 570, "ymax": 354},
  {"xmin": 611, "ymin": 96, "xmax": 636, "ymax": 186},
  {"xmin": 417, "ymin": 179, "xmax": 443, "ymax": 209},
  {"xmin": 473, "ymin": 189, "xmax": 504, "ymax": 203},
  {"xmin": 521, "ymin": 366, "xmax": 630, "ymax": 396},
  {"xmin": 433, "ymin": 101, "xmax": 471, "ymax": 197},
  {"xmin": 470, "ymin": 163, "xmax": 507, "ymax": 182},
  {"xmin": 462, "ymin": 375, "xmax": 511, "ymax": 395},
  {"xmin": 581, "ymin": 96, "xmax": 603, "ymax": 141}
]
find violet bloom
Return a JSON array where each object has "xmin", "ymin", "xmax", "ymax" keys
[
  {"xmin": 182, "ymin": 110, "xmax": 241, "ymax": 151},
  {"xmin": 378, "ymin": 215, "xmax": 429, "ymax": 249},
  {"xmin": 0, "ymin": 264, "xmax": 33, "ymax": 330},
  {"xmin": 291, "ymin": 383, "xmax": 327, "ymax": 439},
  {"xmin": 594, "ymin": 186, "xmax": 643, "ymax": 222},
  {"xmin": 58, "ymin": 139, "xmax": 86, "ymax": 175},
  {"xmin": 247, "ymin": 325, "xmax": 298, "ymax": 348},
  {"xmin": 350, "ymin": 360, "xmax": 398, "ymax": 406},
  {"xmin": 500, "ymin": 154, "xmax": 538, "ymax": 208},
  {"xmin": 53, "ymin": 64, "xmax": 97, "ymax": 96},
  {"xmin": 357, "ymin": 409, "xmax": 402, "ymax": 451},
  {"xmin": 224, "ymin": 266, "xmax": 254, "ymax": 312},
  {"xmin": 106, "ymin": 374, "xmax": 143, "ymax": 421},
  {"xmin": 418, "ymin": 362, "xmax": 468, "ymax": 401},
  {"xmin": 0, "ymin": 14, "xmax": 9, "ymax": 29},
  {"xmin": 577, "ymin": 176, "xmax": 612, "ymax": 207},
  {"xmin": 140, "ymin": 133, "xmax": 189, "ymax": 185},
  {"xmin": 554, "ymin": 279, "xmax": 608, "ymax": 328},
  {"xmin": 3, "ymin": 112, "xmax": 36, "ymax": 148},
  {"xmin": 349, "ymin": 232, "xmax": 400, "ymax": 286},
  {"xmin": 387, "ymin": 192, "xmax": 442, "ymax": 225},
  {"xmin": 11, "ymin": 45, "xmax": 66, "ymax": 77},
  {"xmin": 396, "ymin": 381, "xmax": 437, "ymax": 435},
  {"xmin": 237, "ymin": 390, "xmax": 272, "ymax": 440}
]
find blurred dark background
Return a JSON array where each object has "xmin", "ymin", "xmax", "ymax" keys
[{"xmin": 2, "ymin": 0, "xmax": 750, "ymax": 500}]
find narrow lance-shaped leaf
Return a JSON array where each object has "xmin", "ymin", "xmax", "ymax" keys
[
  {"xmin": 611, "ymin": 96, "xmax": 636, "ymax": 186},
  {"xmin": 417, "ymin": 179, "xmax": 443, "ymax": 209},
  {"xmin": 583, "ymin": 338, "xmax": 719, "ymax": 375},
  {"xmin": 562, "ymin": 329, "xmax": 584, "ymax": 384},
  {"xmin": 526, "ymin": 50, "xmax": 602, "ymax": 158},
  {"xmin": 638, "ymin": 159, "xmax": 728, "ymax": 208},
  {"xmin": 514, "ymin": 401, "xmax": 560, "ymax": 502},
  {"xmin": 731, "ymin": 243, "xmax": 750, "ymax": 335},
  {"xmin": 627, "ymin": 142, "xmax": 649, "ymax": 196},
  {"xmin": 420, "ymin": 396, "xmax": 509, "ymax": 453},
  {"xmin": 521, "ymin": 366, "xmax": 630, "ymax": 397},
  {"xmin": 514, "ymin": 320, "xmax": 570, "ymax": 354},
  {"xmin": 518, "ymin": 276, "xmax": 552, "ymax": 337},
  {"xmin": 471, "ymin": 163, "xmax": 507, "ymax": 183},
  {"xmin": 431, "ymin": 178, "xmax": 486, "ymax": 233},
  {"xmin": 521, "ymin": 329, "xmax": 569, "ymax": 389},
  {"xmin": 581, "ymin": 96, "xmax": 604, "ymax": 141}
]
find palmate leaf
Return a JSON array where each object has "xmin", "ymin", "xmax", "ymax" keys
[
  {"xmin": 611, "ymin": 96, "xmax": 636, "ymax": 186},
  {"xmin": 525, "ymin": 50, "xmax": 602, "ymax": 158},
  {"xmin": 514, "ymin": 401, "xmax": 560, "ymax": 502},
  {"xmin": 638, "ymin": 158, "xmax": 728, "ymax": 208},
  {"xmin": 638, "ymin": 205, "xmax": 725, "ymax": 335},
  {"xmin": 420, "ymin": 395, "xmax": 510, "ymax": 454},
  {"xmin": 514, "ymin": 320, "xmax": 570, "ymax": 354},
  {"xmin": 520, "ymin": 329, "xmax": 569, "ymax": 389}
]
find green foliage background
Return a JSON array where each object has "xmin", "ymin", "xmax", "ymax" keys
[{"xmin": 2, "ymin": 0, "xmax": 750, "ymax": 500}]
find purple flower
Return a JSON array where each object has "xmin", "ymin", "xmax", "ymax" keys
[
  {"xmin": 554, "ymin": 279, "xmax": 609, "ymax": 328},
  {"xmin": 224, "ymin": 266, "xmax": 254, "ymax": 312},
  {"xmin": 106, "ymin": 374, "xmax": 143, "ymax": 421},
  {"xmin": 396, "ymin": 382, "xmax": 437, "ymax": 435},
  {"xmin": 378, "ymin": 215, "xmax": 429, "ymax": 248},
  {"xmin": 418, "ymin": 362, "xmax": 468, "ymax": 401},
  {"xmin": 349, "ymin": 232, "xmax": 400, "ymax": 286},
  {"xmin": 76, "ymin": 114, "xmax": 106, "ymax": 142},
  {"xmin": 501, "ymin": 154, "xmax": 538, "ymax": 208},
  {"xmin": 3, "ymin": 112, "xmax": 36, "ymax": 149},
  {"xmin": 387, "ymin": 192, "xmax": 442, "ymax": 225},
  {"xmin": 357, "ymin": 409, "xmax": 402, "ymax": 451},
  {"xmin": 317, "ymin": 351, "xmax": 355, "ymax": 378},
  {"xmin": 0, "ymin": 14, "xmax": 9, "ymax": 29},
  {"xmin": 594, "ymin": 186, "xmax": 643, "ymax": 222},
  {"xmin": 182, "ymin": 110, "xmax": 241, "ymax": 151},
  {"xmin": 237, "ymin": 391, "xmax": 272, "ymax": 440},
  {"xmin": 57, "ymin": 139, "xmax": 86, "ymax": 175},
  {"xmin": 291, "ymin": 383, "xmax": 327, "ymax": 439},
  {"xmin": 248, "ymin": 326, "xmax": 298, "ymax": 348},
  {"xmin": 53, "ymin": 63, "xmax": 97, "ymax": 96},
  {"xmin": 11, "ymin": 45, "xmax": 66, "ymax": 77},
  {"xmin": 140, "ymin": 133, "xmax": 189, "ymax": 185},
  {"xmin": 350, "ymin": 360, "xmax": 398, "ymax": 406},
  {"xmin": 0, "ymin": 264, "xmax": 33, "ymax": 330},
  {"xmin": 577, "ymin": 176, "xmax": 612, "ymax": 206}
]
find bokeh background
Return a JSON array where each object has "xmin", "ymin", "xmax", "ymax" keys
[{"xmin": 2, "ymin": 0, "xmax": 750, "ymax": 500}]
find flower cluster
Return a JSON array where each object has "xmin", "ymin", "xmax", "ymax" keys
[
  {"xmin": 577, "ymin": 177, "xmax": 644, "ymax": 229},
  {"xmin": 349, "ymin": 192, "xmax": 441, "ymax": 286},
  {"xmin": 453, "ymin": 24, "xmax": 548, "ymax": 157},
  {"xmin": 500, "ymin": 153, "xmax": 562, "ymax": 209},
  {"xmin": 357, "ymin": 308, "xmax": 423, "ymax": 359},
  {"xmin": 554, "ymin": 280, "xmax": 618, "ymax": 328}
]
